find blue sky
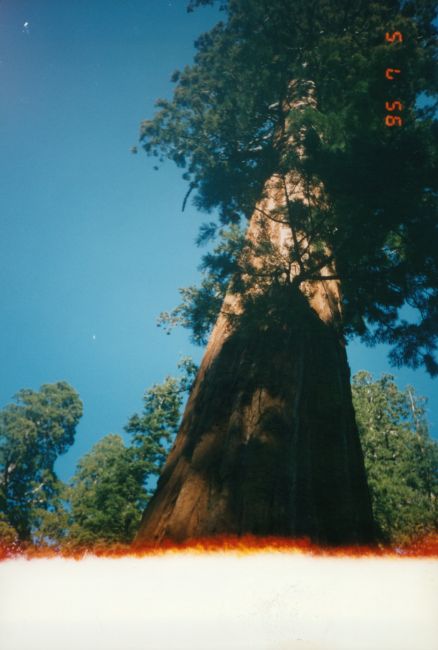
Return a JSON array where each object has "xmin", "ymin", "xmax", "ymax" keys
[{"xmin": 1, "ymin": 0, "xmax": 436, "ymax": 483}]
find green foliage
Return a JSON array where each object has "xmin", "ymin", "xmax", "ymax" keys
[
  {"xmin": 352, "ymin": 371, "xmax": 438, "ymax": 544},
  {"xmin": 67, "ymin": 435, "xmax": 148, "ymax": 547},
  {"xmin": 125, "ymin": 370, "xmax": 191, "ymax": 474},
  {"xmin": 0, "ymin": 361, "xmax": 198, "ymax": 549},
  {"xmin": 0, "ymin": 382, "xmax": 82, "ymax": 541},
  {"xmin": 0, "ymin": 513, "xmax": 18, "ymax": 547},
  {"xmin": 158, "ymin": 224, "xmax": 245, "ymax": 344},
  {"xmin": 65, "ymin": 359, "xmax": 198, "ymax": 547},
  {"xmin": 2, "ymin": 369, "xmax": 434, "ymax": 549},
  {"xmin": 141, "ymin": 0, "xmax": 438, "ymax": 373}
]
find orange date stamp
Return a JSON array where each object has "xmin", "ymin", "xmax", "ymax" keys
[{"xmin": 385, "ymin": 31, "xmax": 403, "ymax": 127}]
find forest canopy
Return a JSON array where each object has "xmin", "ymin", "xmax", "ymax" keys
[
  {"xmin": 142, "ymin": 0, "xmax": 438, "ymax": 373},
  {"xmin": 0, "ymin": 362, "xmax": 197, "ymax": 549},
  {"xmin": 1, "ymin": 371, "xmax": 435, "ymax": 549}
]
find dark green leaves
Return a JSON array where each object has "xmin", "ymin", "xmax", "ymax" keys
[
  {"xmin": 0, "ymin": 382, "xmax": 82, "ymax": 541},
  {"xmin": 67, "ymin": 435, "xmax": 148, "ymax": 547},
  {"xmin": 64, "ymin": 361, "xmax": 198, "ymax": 547},
  {"xmin": 141, "ymin": 0, "xmax": 438, "ymax": 373},
  {"xmin": 352, "ymin": 371, "xmax": 438, "ymax": 544}
]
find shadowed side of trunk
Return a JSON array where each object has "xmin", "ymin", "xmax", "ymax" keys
[{"xmin": 136, "ymin": 282, "xmax": 375, "ymax": 546}]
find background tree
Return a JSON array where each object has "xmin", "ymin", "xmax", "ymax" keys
[
  {"xmin": 135, "ymin": 0, "xmax": 437, "ymax": 546},
  {"xmin": 125, "ymin": 357, "xmax": 198, "ymax": 475},
  {"xmin": 30, "ymin": 482, "xmax": 74, "ymax": 548},
  {"xmin": 67, "ymin": 435, "xmax": 148, "ymax": 547},
  {"xmin": 0, "ymin": 382, "xmax": 82, "ymax": 542},
  {"xmin": 352, "ymin": 372, "xmax": 438, "ymax": 545},
  {"xmin": 64, "ymin": 360, "xmax": 197, "ymax": 547},
  {"xmin": 0, "ymin": 513, "xmax": 19, "ymax": 550}
]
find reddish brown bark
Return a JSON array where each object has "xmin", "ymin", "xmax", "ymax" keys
[
  {"xmin": 135, "ymin": 173, "xmax": 375, "ymax": 546},
  {"xmin": 136, "ymin": 81, "xmax": 375, "ymax": 546}
]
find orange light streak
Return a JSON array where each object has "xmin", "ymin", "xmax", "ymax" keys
[{"xmin": 1, "ymin": 534, "xmax": 437, "ymax": 562}]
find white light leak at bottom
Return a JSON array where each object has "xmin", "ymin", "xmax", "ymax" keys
[{"xmin": 0, "ymin": 553, "xmax": 437, "ymax": 650}]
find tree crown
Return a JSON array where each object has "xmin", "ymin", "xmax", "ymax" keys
[{"xmin": 142, "ymin": 0, "xmax": 438, "ymax": 373}]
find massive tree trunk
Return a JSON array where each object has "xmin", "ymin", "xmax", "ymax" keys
[
  {"xmin": 136, "ymin": 188, "xmax": 375, "ymax": 547},
  {"xmin": 136, "ymin": 82, "xmax": 375, "ymax": 546}
]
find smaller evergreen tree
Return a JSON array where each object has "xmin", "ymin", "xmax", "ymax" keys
[
  {"xmin": 125, "ymin": 357, "xmax": 197, "ymax": 476},
  {"xmin": 65, "ymin": 359, "xmax": 198, "ymax": 547},
  {"xmin": 352, "ymin": 372, "xmax": 438, "ymax": 544},
  {"xmin": 67, "ymin": 435, "xmax": 148, "ymax": 547},
  {"xmin": 0, "ymin": 382, "xmax": 83, "ymax": 542}
]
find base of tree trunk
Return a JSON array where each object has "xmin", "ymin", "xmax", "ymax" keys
[{"xmin": 136, "ymin": 287, "xmax": 376, "ymax": 546}]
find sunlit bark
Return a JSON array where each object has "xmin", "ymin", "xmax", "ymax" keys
[{"xmin": 136, "ymin": 83, "xmax": 375, "ymax": 546}]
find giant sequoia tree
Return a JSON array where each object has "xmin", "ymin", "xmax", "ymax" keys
[{"xmin": 136, "ymin": 0, "xmax": 437, "ymax": 545}]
